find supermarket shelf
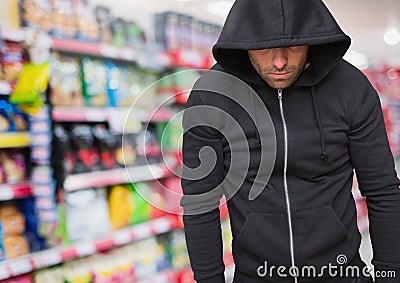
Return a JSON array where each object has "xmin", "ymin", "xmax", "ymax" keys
[
  {"xmin": 163, "ymin": 49, "xmax": 214, "ymax": 69},
  {"xmin": 52, "ymin": 107, "xmax": 107, "ymax": 122},
  {"xmin": 137, "ymin": 269, "xmax": 177, "ymax": 283},
  {"xmin": 51, "ymin": 37, "xmax": 139, "ymax": 62},
  {"xmin": 0, "ymin": 81, "xmax": 13, "ymax": 95},
  {"xmin": 0, "ymin": 28, "xmax": 25, "ymax": 42},
  {"xmin": 63, "ymin": 163, "xmax": 173, "ymax": 192},
  {"xmin": 0, "ymin": 215, "xmax": 180, "ymax": 280},
  {"xmin": 52, "ymin": 106, "xmax": 174, "ymax": 123},
  {"xmin": 0, "ymin": 182, "xmax": 32, "ymax": 201},
  {"xmin": 0, "ymin": 132, "xmax": 30, "ymax": 149}
]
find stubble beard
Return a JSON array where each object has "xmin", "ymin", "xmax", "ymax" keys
[{"xmin": 249, "ymin": 54, "xmax": 308, "ymax": 89}]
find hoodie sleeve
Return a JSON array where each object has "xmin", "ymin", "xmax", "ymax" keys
[
  {"xmin": 180, "ymin": 90, "xmax": 226, "ymax": 283},
  {"xmin": 348, "ymin": 84, "xmax": 400, "ymax": 282}
]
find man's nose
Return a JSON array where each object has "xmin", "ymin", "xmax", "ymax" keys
[{"xmin": 272, "ymin": 48, "xmax": 288, "ymax": 70}]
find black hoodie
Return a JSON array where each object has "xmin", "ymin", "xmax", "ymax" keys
[{"xmin": 181, "ymin": 0, "xmax": 400, "ymax": 282}]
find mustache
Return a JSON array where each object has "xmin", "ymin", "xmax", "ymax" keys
[{"xmin": 265, "ymin": 66, "xmax": 297, "ymax": 73}]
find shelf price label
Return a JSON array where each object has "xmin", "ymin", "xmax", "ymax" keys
[
  {"xmin": 0, "ymin": 185, "xmax": 13, "ymax": 201},
  {"xmin": 9, "ymin": 258, "xmax": 32, "ymax": 276},
  {"xmin": 0, "ymin": 81, "xmax": 12, "ymax": 95},
  {"xmin": 99, "ymin": 45, "xmax": 119, "ymax": 59},
  {"xmin": 132, "ymin": 224, "xmax": 152, "ymax": 240},
  {"xmin": 113, "ymin": 230, "xmax": 132, "ymax": 246},
  {"xmin": 0, "ymin": 263, "xmax": 10, "ymax": 280},
  {"xmin": 85, "ymin": 108, "xmax": 106, "ymax": 122},
  {"xmin": 152, "ymin": 218, "xmax": 172, "ymax": 234},
  {"xmin": 75, "ymin": 242, "xmax": 96, "ymax": 257},
  {"xmin": 33, "ymin": 250, "xmax": 62, "ymax": 268}
]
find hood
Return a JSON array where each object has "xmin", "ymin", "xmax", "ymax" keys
[{"xmin": 212, "ymin": 0, "xmax": 351, "ymax": 86}]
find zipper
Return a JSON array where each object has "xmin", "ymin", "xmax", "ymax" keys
[{"xmin": 278, "ymin": 89, "xmax": 298, "ymax": 283}]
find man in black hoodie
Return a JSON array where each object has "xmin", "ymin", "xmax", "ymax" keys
[{"xmin": 180, "ymin": 0, "xmax": 400, "ymax": 283}]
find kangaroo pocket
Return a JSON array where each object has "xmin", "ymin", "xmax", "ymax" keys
[
  {"xmin": 294, "ymin": 206, "xmax": 359, "ymax": 270},
  {"xmin": 236, "ymin": 211, "xmax": 291, "ymax": 268}
]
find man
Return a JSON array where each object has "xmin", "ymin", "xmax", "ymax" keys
[{"xmin": 180, "ymin": 0, "xmax": 400, "ymax": 282}]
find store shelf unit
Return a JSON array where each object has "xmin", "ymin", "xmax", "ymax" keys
[
  {"xmin": 0, "ymin": 182, "xmax": 32, "ymax": 201},
  {"xmin": 0, "ymin": 132, "xmax": 30, "ymax": 149},
  {"xmin": 0, "ymin": 215, "xmax": 180, "ymax": 280},
  {"xmin": 162, "ymin": 49, "xmax": 215, "ymax": 69},
  {"xmin": 63, "ymin": 162, "xmax": 175, "ymax": 192},
  {"xmin": 51, "ymin": 37, "xmax": 139, "ymax": 62},
  {"xmin": 52, "ymin": 106, "xmax": 174, "ymax": 123},
  {"xmin": 137, "ymin": 269, "xmax": 177, "ymax": 283},
  {"xmin": 0, "ymin": 27, "xmax": 25, "ymax": 42}
]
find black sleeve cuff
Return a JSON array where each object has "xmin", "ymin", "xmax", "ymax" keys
[{"xmin": 197, "ymin": 273, "xmax": 226, "ymax": 283}]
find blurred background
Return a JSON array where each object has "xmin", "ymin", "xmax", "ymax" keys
[{"xmin": 0, "ymin": 0, "xmax": 399, "ymax": 282}]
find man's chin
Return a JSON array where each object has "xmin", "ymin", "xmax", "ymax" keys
[{"xmin": 266, "ymin": 79, "xmax": 292, "ymax": 90}]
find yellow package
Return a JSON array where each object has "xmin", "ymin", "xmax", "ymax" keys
[
  {"xmin": 108, "ymin": 185, "xmax": 134, "ymax": 230},
  {"xmin": 9, "ymin": 62, "xmax": 50, "ymax": 107}
]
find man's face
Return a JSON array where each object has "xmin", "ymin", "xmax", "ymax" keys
[{"xmin": 248, "ymin": 46, "xmax": 309, "ymax": 89}]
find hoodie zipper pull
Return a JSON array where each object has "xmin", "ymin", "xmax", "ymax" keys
[{"xmin": 278, "ymin": 89, "xmax": 283, "ymax": 99}]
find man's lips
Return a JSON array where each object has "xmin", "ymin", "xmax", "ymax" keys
[{"xmin": 269, "ymin": 72, "xmax": 291, "ymax": 79}]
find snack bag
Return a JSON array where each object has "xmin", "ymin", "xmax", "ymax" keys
[
  {"xmin": 81, "ymin": 57, "xmax": 108, "ymax": 106},
  {"xmin": 92, "ymin": 125, "xmax": 117, "ymax": 170},
  {"xmin": 108, "ymin": 185, "xmax": 133, "ymax": 230},
  {"xmin": 49, "ymin": 53, "xmax": 84, "ymax": 107},
  {"xmin": 0, "ymin": 204, "xmax": 26, "ymax": 235},
  {"xmin": 1, "ymin": 40, "xmax": 25, "ymax": 84},
  {"xmin": 70, "ymin": 125, "xmax": 99, "ymax": 173},
  {"xmin": 3, "ymin": 235, "xmax": 30, "ymax": 259},
  {"xmin": 51, "ymin": 0, "xmax": 78, "ymax": 39},
  {"xmin": 54, "ymin": 125, "xmax": 76, "ymax": 175},
  {"xmin": 0, "ymin": 150, "xmax": 27, "ymax": 183},
  {"xmin": 21, "ymin": 0, "xmax": 53, "ymax": 33},
  {"xmin": 74, "ymin": 0, "xmax": 100, "ymax": 42},
  {"xmin": 94, "ymin": 5, "xmax": 112, "ymax": 43},
  {"xmin": 9, "ymin": 62, "xmax": 50, "ymax": 108}
]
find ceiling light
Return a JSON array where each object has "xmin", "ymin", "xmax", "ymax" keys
[
  {"xmin": 384, "ymin": 28, "xmax": 400, "ymax": 45},
  {"xmin": 206, "ymin": 1, "xmax": 234, "ymax": 18}
]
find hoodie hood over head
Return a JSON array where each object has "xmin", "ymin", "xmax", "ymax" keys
[{"xmin": 213, "ymin": 0, "xmax": 351, "ymax": 86}]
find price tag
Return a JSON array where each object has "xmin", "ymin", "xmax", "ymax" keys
[
  {"xmin": 152, "ymin": 218, "xmax": 171, "ymax": 234},
  {"xmin": 132, "ymin": 224, "xmax": 152, "ymax": 240},
  {"xmin": 0, "ymin": 263, "xmax": 10, "ymax": 280},
  {"xmin": 120, "ymin": 48, "xmax": 137, "ymax": 61},
  {"xmin": 0, "ymin": 81, "xmax": 12, "ymax": 95},
  {"xmin": 9, "ymin": 258, "xmax": 32, "ymax": 276},
  {"xmin": 100, "ymin": 45, "xmax": 119, "ymax": 58},
  {"xmin": 107, "ymin": 108, "xmax": 141, "ymax": 134},
  {"xmin": 113, "ymin": 231, "xmax": 132, "ymax": 246},
  {"xmin": 33, "ymin": 250, "xmax": 62, "ymax": 268},
  {"xmin": 181, "ymin": 50, "xmax": 203, "ymax": 67},
  {"xmin": 85, "ymin": 108, "xmax": 106, "ymax": 122},
  {"xmin": 75, "ymin": 242, "xmax": 96, "ymax": 257},
  {"xmin": 0, "ymin": 185, "xmax": 14, "ymax": 201}
]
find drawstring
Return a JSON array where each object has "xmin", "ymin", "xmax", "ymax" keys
[
  {"xmin": 250, "ymin": 87, "xmax": 261, "ymax": 148},
  {"xmin": 311, "ymin": 86, "xmax": 328, "ymax": 161}
]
